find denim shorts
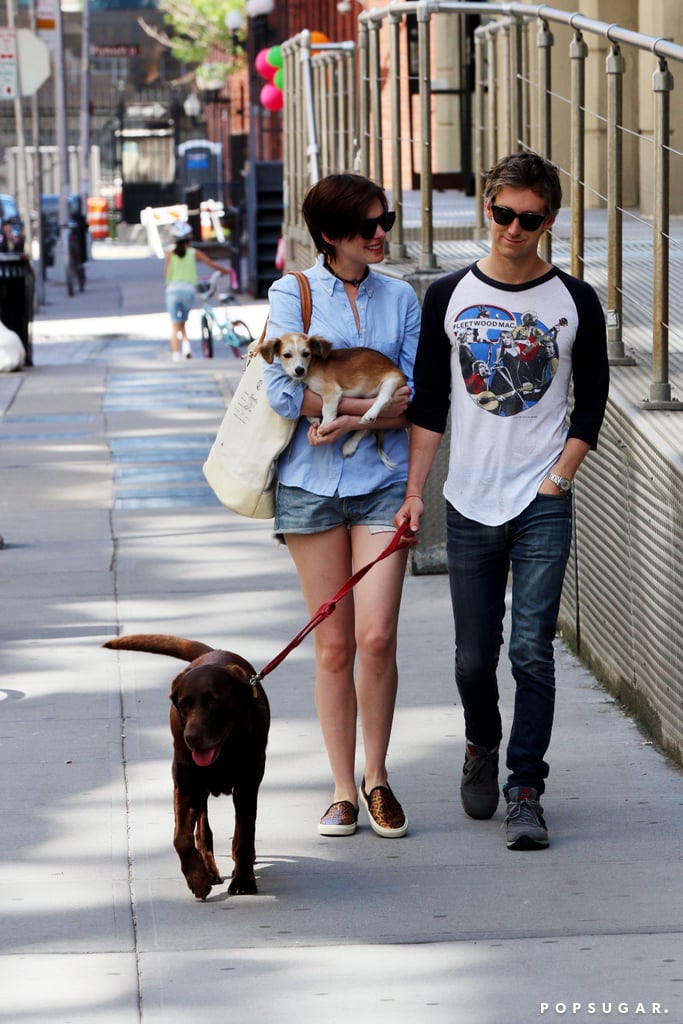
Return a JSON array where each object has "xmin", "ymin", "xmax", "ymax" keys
[
  {"xmin": 165, "ymin": 282, "xmax": 196, "ymax": 322},
  {"xmin": 274, "ymin": 481, "xmax": 406, "ymax": 539}
]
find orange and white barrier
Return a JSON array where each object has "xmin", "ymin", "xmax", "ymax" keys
[{"xmin": 87, "ymin": 196, "xmax": 109, "ymax": 239}]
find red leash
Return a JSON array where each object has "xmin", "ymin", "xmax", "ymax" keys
[{"xmin": 252, "ymin": 520, "xmax": 417, "ymax": 684}]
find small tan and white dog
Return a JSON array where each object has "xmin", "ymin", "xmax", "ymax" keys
[{"xmin": 258, "ymin": 332, "xmax": 407, "ymax": 467}]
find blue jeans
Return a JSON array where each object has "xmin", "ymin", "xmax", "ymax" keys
[{"xmin": 446, "ymin": 493, "xmax": 573, "ymax": 797}]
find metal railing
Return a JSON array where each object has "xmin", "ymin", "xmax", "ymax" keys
[
  {"xmin": 278, "ymin": 4, "xmax": 683, "ymax": 765},
  {"xmin": 281, "ymin": 2, "xmax": 683, "ymax": 409}
]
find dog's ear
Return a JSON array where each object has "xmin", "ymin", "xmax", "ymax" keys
[
  {"xmin": 309, "ymin": 335, "xmax": 333, "ymax": 359},
  {"xmin": 258, "ymin": 338, "xmax": 279, "ymax": 364},
  {"xmin": 169, "ymin": 673, "xmax": 185, "ymax": 707}
]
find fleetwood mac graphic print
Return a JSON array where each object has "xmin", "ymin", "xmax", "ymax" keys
[{"xmin": 454, "ymin": 303, "xmax": 567, "ymax": 417}]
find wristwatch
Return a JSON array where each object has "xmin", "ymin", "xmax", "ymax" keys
[{"xmin": 546, "ymin": 472, "xmax": 572, "ymax": 494}]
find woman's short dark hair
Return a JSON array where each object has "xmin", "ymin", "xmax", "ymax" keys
[
  {"xmin": 483, "ymin": 152, "xmax": 562, "ymax": 214},
  {"xmin": 302, "ymin": 173, "xmax": 388, "ymax": 258}
]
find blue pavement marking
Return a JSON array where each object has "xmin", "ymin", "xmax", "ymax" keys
[
  {"xmin": 104, "ymin": 371, "xmax": 224, "ymax": 412},
  {"xmin": 4, "ymin": 413, "xmax": 97, "ymax": 423},
  {"xmin": 114, "ymin": 488, "xmax": 221, "ymax": 509},
  {"xmin": 113, "ymin": 464, "xmax": 207, "ymax": 484},
  {"xmin": 1, "ymin": 431, "xmax": 98, "ymax": 440},
  {"xmin": 1, "ymin": 412, "xmax": 99, "ymax": 441},
  {"xmin": 106, "ymin": 370, "xmax": 225, "ymax": 509},
  {"xmin": 109, "ymin": 436, "xmax": 214, "ymax": 462}
]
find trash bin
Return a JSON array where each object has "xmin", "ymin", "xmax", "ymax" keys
[{"xmin": 0, "ymin": 252, "xmax": 35, "ymax": 367}]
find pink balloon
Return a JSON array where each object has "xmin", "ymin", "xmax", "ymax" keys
[
  {"xmin": 260, "ymin": 82, "xmax": 284, "ymax": 111},
  {"xmin": 255, "ymin": 48, "xmax": 277, "ymax": 80}
]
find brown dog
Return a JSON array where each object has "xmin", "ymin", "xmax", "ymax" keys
[
  {"xmin": 258, "ymin": 332, "xmax": 407, "ymax": 468},
  {"xmin": 103, "ymin": 634, "xmax": 270, "ymax": 900}
]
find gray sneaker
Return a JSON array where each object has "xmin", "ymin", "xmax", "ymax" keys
[
  {"xmin": 460, "ymin": 743, "xmax": 500, "ymax": 819},
  {"xmin": 504, "ymin": 786, "xmax": 549, "ymax": 849}
]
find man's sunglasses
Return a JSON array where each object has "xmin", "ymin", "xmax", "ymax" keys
[
  {"xmin": 490, "ymin": 204, "xmax": 548, "ymax": 231},
  {"xmin": 358, "ymin": 210, "xmax": 396, "ymax": 239}
]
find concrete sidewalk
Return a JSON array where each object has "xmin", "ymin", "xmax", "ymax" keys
[{"xmin": 1, "ymin": 242, "xmax": 682, "ymax": 1024}]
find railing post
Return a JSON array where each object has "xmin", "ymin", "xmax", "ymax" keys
[
  {"xmin": 389, "ymin": 9, "xmax": 407, "ymax": 260},
  {"xmin": 282, "ymin": 39, "xmax": 294, "ymax": 242},
  {"xmin": 344, "ymin": 48, "xmax": 358, "ymax": 171},
  {"xmin": 369, "ymin": 16, "xmax": 383, "ymax": 184},
  {"xmin": 570, "ymin": 28, "xmax": 588, "ymax": 280},
  {"xmin": 298, "ymin": 31, "xmax": 320, "ymax": 186},
  {"xmin": 516, "ymin": 16, "xmax": 529, "ymax": 149},
  {"xmin": 642, "ymin": 58, "xmax": 683, "ymax": 409},
  {"xmin": 486, "ymin": 26, "xmax": 498, "ymax": 169},
  {"xmin": 501, "ymin": 22, "xmax": 513, "ymax": 154},
  {"xmin": 606, "ymin": 41, "xmax": 635, "ymax": 366},
  {"xmin": 537, "ymin": 17, "xmax": 553, "ymax": 264},
  {"xmin": 474, "ymin": 27, "xmax": 487, "ymax": 235},
  {"xmin": 418, "ymin": 0, "xmax": 437, "ymax": 271},
  {"xmin": 358, "ymin": 19, "xmax": 370, "ymax": 178}
]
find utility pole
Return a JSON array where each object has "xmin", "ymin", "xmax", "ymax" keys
[
  {"xmin": 6, "ymin": 0, "xmax": 33, "ymax": 266},
  {"xmin": 79, "ymin": 0, "xmax": 90, "ymax": 202},
  {"xmin": 52, "ymin": 0, "xmax": 71, "ymax": 283}
]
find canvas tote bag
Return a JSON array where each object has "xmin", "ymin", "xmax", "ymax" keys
[{"xmin": 202, "ymin": 271, "xmax": 312, "ymax": 519}]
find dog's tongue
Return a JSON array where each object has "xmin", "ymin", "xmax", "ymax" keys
[{"xmin": 192, "ymin": 746, "xmax": 218, "ymax": 768}]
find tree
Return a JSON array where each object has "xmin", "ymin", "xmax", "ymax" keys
[{"xmin": 138, "ymin": 0, "xmax": 247, "ymax": 84}]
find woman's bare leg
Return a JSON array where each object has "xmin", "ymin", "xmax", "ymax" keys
[
  {"xmin": 285, "ymin": 526, "xmax": 359, "ymax": 805},
  {"xmin": 350, "ymin": 526, "xmax": 409, "ymax": 791}
]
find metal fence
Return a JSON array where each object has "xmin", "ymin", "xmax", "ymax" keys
[{"xmin": 279, "ymin": 4, "xmax": 683, "ymax": 764}]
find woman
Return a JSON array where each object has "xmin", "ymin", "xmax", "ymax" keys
[
  {"xmin": 164, "ymin": 222, "xmax": 230, "ymax": 361},
  {"xmin": 263, "ymin": 174, "xmax": 421, "ymax": 838}
]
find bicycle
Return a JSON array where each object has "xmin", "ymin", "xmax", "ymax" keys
[{"xmin": 198, "ymin": 270, "xmax": 253, "ymax": 358}]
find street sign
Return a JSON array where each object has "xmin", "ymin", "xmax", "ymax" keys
[
  {"xmin": 36, "ymin": 0, "xmax": 57, "ymax": 49},
  {"xmin": 0, "ymin": 28, "xmax": 18, "ymax": 100},
  {"xmin": 92, "ymin": 44, "xmax": 139, "ymax": 58},
  {"xmin": 17, "ymin": 29, "xmax": 51, "ymax": 96}
]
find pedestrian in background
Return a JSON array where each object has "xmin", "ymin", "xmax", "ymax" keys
[
  {"xmin": 395, "ymin": 151, "xmax": 609, "ymax": 850},
  {"xmin": 164, "ymin": 222, "xmax": 230, "ymax": 361},
  {"xmin": 263, "ymin": 173, "xmax": 421, "ymax": 839}
]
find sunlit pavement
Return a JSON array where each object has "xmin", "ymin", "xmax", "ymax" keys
[{"xmin": 0, "ymin": 241, "xmax": 681, "ymax": 1024}]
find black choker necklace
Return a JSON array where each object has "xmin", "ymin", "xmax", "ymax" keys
[{"xmin": 325, "ymin": 261, "xmax": 369, "ymax": 287}]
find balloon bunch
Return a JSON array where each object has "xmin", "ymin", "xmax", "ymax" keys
[
  {"xmin": 255, "ymin": 32, "xmax": 330, "ymax": 111},
  {"xmin": 255, "ymin": 45, "xmax": 284, "ymax": 111}
]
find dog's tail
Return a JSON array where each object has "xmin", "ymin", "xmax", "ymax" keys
[{"xmin": 103, "ymin": 634, "xmax": 214, "ymax": 662}]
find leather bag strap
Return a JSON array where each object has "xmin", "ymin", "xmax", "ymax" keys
[
  {"xmin": 254, "ymin": 269, "xmax": 312, "ymax": 351},
  {"xmin": 288, "ymin": 270, "xmax": 312, "ymax": 332}
]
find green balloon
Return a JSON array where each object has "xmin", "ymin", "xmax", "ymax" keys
[
  {"xmin": 266, "ymin": 44, "xmax": 283, "ymax": 69},
  {"xmin": 274, "ymin": 67, "xmax": 284, "ymax": 90}
]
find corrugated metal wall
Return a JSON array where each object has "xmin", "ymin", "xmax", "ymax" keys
[{"xmin": 559, "ymin": 400, "xmax": 683, "ymax": 763}]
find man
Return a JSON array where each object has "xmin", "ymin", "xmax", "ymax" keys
[{"xmin": 395, "ymin": 152, "xmax": 609, "ymax": 849}]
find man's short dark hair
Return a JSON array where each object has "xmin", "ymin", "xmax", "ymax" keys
[{"xmin": 483, "ymin": 152, "xmax": 562, "ymax": 213}]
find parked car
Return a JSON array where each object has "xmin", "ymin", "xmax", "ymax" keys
[{"xmin": 0, "ymin": 193, "xmax": 25, "ymax": 253}]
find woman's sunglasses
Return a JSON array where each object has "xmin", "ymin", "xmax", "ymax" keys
[
  {"xmin": 358, "ymin": 210, "xmax": 396, "ymax": 239},
  {"xmin": 490, "ymin": 204, "xmax": 548, "ymax": 231}
]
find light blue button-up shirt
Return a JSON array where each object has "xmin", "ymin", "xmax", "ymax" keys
[{"xmin": 262, "ymin": 256, "xmax": 421, "ymax": 497}]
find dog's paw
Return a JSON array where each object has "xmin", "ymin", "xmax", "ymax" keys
[
  {"xmin": 228, "ymin": 873, "xmax": 258, "ymax": 896},
  {"xmin": 342, "ymin": 433, "xmax": 362, "ymax": 458},
  {"xmin": 185, "ymin": 870, "xmax": 214, "ymax": 900}
]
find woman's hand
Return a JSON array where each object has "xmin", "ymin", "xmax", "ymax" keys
[
  {"xmin": 381, "ymin": 384, "xmax": 411, "ymax": 418},
  {"xmin": 306, "ymin": 415, "xmax": 356, "ymax": 447}
]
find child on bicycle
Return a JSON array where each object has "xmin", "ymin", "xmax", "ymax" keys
[{"xmin": 164, "ymin": 222, "xmax": 231, "ymax": 361}]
